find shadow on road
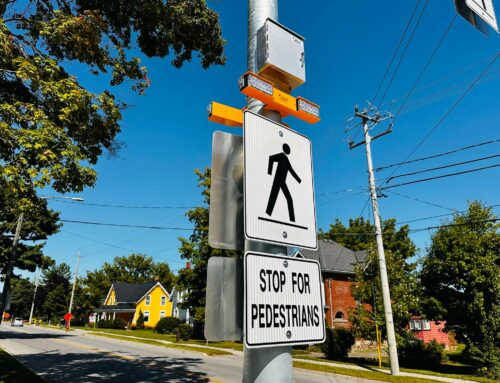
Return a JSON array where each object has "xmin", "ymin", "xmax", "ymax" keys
[
  {"xmin": 17, "ymin": 351, "xmax": 211, "ymax": 382},
  {"xmin": 0, "ymin": 330, "xmax": 67, "ymax": 340}
]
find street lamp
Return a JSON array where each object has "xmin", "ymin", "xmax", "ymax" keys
[{"xmin": 40, "ymin": 196, "xmax": 84, "ymax": 202}]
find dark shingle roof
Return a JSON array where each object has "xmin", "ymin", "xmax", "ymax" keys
[
  {"xmin": 301, "ymin": 239, "xmax": 368, "ymax": 274},
  {"xmin": 95, "ymin": 303, "xmax": 136, "ymax": 312},
  {"xmin": 113, "ymin": 281, "xmax": 157, "ymax": 303}
]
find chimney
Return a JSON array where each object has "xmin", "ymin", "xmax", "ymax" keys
[
  {"xmin": 154, "ymin": 275, "xmax": 160, "ymax": 281},
  {"xmin": 186, "ymin": 262, "xmax": 191, "ymax": 270}
]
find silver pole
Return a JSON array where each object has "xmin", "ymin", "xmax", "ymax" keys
[
  {"xmin": 0, "ymin": 213, "xmax": 24, "ymax": 319},
  {"xmin": 243, "ymin": 1, "xmax": 293, "ymax": 382},
  {"xmin": 363, "ymin": 121, "xmax": 400, "ymax": 375},
  {"xmin": 29, "ymin": 271, "xmax": 39, "ymax": 324},
  {"xmin": 68, "ymin": 250, "xmax": 80, "ymax": 314}
]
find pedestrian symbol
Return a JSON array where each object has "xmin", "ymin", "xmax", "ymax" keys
[{"xmin": 244, "ymin": 111, "xmax": 317, "ymax": 249}]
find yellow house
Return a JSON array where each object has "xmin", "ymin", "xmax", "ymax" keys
[{"xmin": 95, "ymin": 281, "xmax": 173, "ymax": 328}]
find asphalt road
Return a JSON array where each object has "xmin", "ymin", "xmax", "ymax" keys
[{"xmin": 0, "ymin": 323, "xmax": 373, "ymax": 383}]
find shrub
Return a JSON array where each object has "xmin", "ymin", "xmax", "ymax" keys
[
  {"xmin": 397, "ymin": 333, "xmax": 446, "ymax": 369},
  {"xmin": 136, "ymin": 310, "xmax": 145, "ymax": 330},
  {"xmin": 97, "ymin": 318, "xmax": 127, "ymax": 329},
  {"xmin": 177, "ymin": 323, "xmax": 193, "ymax": 341},
  {"xmin": 321, "ymin": 327, "xmax": 355, "ymax": 361},
  {"xmin": 155, "ymin": 317, "xmax": 181, "ymax": 334}
]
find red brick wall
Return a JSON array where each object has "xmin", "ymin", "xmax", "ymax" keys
[{"xmin": 323, "ymin": 274, "xmax": 357, "ymax": 328}]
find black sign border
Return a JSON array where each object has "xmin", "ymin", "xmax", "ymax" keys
[
  {"xmin": 243, "ymin": 110, "xmax": 318, "ymax": 250},
  {"xmin": 244, "ymin": 251, "xmax": 326, "ymax": 349}
]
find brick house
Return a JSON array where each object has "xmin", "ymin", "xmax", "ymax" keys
[{"xmin": 302, "ymin": 240, "xmax": 367, "ymax": 328}]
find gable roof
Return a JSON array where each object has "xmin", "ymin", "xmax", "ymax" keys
[
  {"xmin": 301, "ymin": 239, "xmax": 368, "ymax": 274},
  {"xmin": 112, "ymin": 281, "xmax": 158, "ymax": 303}
]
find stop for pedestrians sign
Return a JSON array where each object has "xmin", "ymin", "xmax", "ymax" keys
[{"xmin": 244, "ymin": 111, "xmax": 317, "ymax": 249}]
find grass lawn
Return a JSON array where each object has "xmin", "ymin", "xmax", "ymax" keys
[
  {"xmin": 88, "ymin": 332, "xmax": 232, "ymax": 356},
  {"xmin": 0, "ymin": 347, "xmax": 44, "ymax": 383}
]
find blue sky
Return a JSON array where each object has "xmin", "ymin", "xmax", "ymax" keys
[{"xmin": 23, "ymin": 0, "xmax": 499, "ymax": 279}]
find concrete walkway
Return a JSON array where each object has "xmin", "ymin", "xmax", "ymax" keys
[{"xmin": 76, "ymin": 328, "xmax": 477, "ymax": 383}]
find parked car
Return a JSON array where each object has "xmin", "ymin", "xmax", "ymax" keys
[{"xmin": 11, "ymin": 317, "xmax": 23, "ymax": 327}]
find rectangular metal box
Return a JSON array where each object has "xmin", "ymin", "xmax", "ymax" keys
[{"xmin": 256, "ymin": 19, "xmax": 305, "ymax": 91}]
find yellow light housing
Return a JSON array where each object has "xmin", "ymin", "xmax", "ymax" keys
[
  {"xmin": 207, "ymin": 101, "xmax": 243, "ymax": 127},
  {"xmin": 239, "ymin": 72, "xmax": 320, "ymax": 124}
]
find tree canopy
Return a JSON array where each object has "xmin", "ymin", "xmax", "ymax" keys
[
  {"xmin": 421, "ymin": 201, "xmax": 499, "ymax": 378},
  {"xmin": 1, "ymin": 0, "xmax": 226, "ymax": 274},
  {"xmin": 81, "ymin": 253, "xmax": 176, "ymax": 308}
]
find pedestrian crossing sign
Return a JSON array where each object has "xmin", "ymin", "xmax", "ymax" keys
[{"xmin": 244, "ymin": 111, "xmax": 317, "ymax": 249}]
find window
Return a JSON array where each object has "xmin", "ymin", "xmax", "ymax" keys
[
  {"xmin": 414, "ymin": 319, "xmax": 422, "ymax": 330},
  {"xmin": 335, "ymin": 311, "xmax": 344, "ymax": 320},
  {"xmin": 160, "ymin": 311, "xmax": 166, "ymax": 319},
  {"xmin": 174, "ymin": 308, "xmax": 179, "ymax": 318},
  {"xmin": 422, "ymin": 320, "xmax": 431, "ymax": 330},
  {"xmin": 161, "ymin": 296, "xmax": 166, "ymax": 306},
  {"xmin": 145, "ymin": 295, "xmax": 151, "ymax": 306},
  {"xmin": 143, "ymin": 311, "xmax": 150, "ymax": 323}
]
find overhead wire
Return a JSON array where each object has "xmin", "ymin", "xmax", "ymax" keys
[
  {"xmin": 380, "ymin": 53, "xmax": 500, "ymax": 186},
  {"xmin": 60, "ymin": 219, "xmax": 192, "ymax": 231},
  {"xmin": 50, "ymin": 199, "xmax": 197, "ymax": 210},
  {"xmin": 386, "ymin": 154, "xmax": 500, "ymax": 182},
  {"xmin": 384, "ymin": 190, "xmax": 456, "ymax": 212},
  {"xmin": 396, "ymin": 203, "xmax": 500, "ymax": 225},
  {"xmin": 371, "ymin": 0, "xmax": 424, "ymax": 106},
  {"xmin": 377, "ymin": 0, "xmax": 430, "ymax": 108},
  {"xmin": 381, "ymin": 163, "xmax": 500, "ymax": 190},
  {"xmin": 375, "ymin": 138, "xmax": 500, "ymax": 172},
  {"xmin": 393, "ymin": 14, "xmax": 457, "ymax": 123}
]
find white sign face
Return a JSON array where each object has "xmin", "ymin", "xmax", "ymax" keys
[
  {"xmin": 244, "ymin": 252, "xmax": 325, "ymax": 348},
  {"xmin": 244, "ymin": 111, "xmax": 317, "ymax": 249},
  {"xmin": 466, "ymin": 0, "xmax": 499, "ymax": 32}
]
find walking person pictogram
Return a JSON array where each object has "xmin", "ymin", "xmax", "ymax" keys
[{"xmin": 266, "ymin": 143, "xmax": 301, "ymax": 222}]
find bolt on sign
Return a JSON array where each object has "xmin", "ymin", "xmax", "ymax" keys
[
  {"xmin": 244, "ymin": 252, "xmax": 325, "ymax": 348},
  {"xmin": 244, "ymin": 110, "xmax": 318, "ymax": 249}
]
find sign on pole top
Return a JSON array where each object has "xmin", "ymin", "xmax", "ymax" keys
[
  {"xmin": 244, "ymin": 111, "xmax": 318, "ymax": 249},
  {"xmin": 244, "ymin": 251, "xmax": 325, "ymax": 348},
  {"xmin": 466, "ymin": 0, "xmax": 498, "ymax": 32}
]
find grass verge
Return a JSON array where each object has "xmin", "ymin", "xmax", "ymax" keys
[
  {"xmin": 0, "ymin": 346, "xmax": 44, "ymax": 383},
  {"xmin": 89, "ymin": 332, "xmax": 232, "ymax": 356},
  {"xmin": 294, "ymin": 361, "xmax": 440, "ymax": 383}
]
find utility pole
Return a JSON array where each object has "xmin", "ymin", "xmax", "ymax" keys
[
  {"xmin": 0, "ymin": 213, "xmax": 24, "ymax": 320},
  {"xmin": 348, "ymin": 105, "xmax": 400, "ymax": 375},
  {"xmin": 29, "ymin": 270, "xmax": 39, "ymax": 325},
  {"xmin": 67, "ymin": 250, "xmax": 81, "ymax": 330},
  {"xmin": 243, "ymin": 1, "xmax": 293, "ymax": 382}
]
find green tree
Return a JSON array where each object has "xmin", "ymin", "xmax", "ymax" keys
[
  {"xmin": 9, "ymin": 277, "xmax": 35, "ymax": 318},
  {"xmin": 421, "ymin": 201, "xmax": 500, "ymax": 378},
  {"xmin": 321, "ymin": 217, "xmax": 420, "ymax": 340},
  {"xmin": 81, "ymin": 253, "xmax": 176, "ymax": 309},
  {"xmin": 176, "ymin": 168, "xmax": 239, "ymax": 323},
  {"xmin": 38, "ymin": 263, "xmax": 71, "ymax": 321},
  {"xmin": 1, "ymin": 0, "xmax": 226, "ymax": 272}
]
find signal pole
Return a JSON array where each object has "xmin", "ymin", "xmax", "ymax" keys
[
  {"xmin": 243, "ymin": 1, "xmax": 293, "ymax": 382},
  {"xmin": 0, "ymin": 213, "xmax": 24, "ymax": 320},
  {"xmin": 29, "ymin": 270, "xmax": 39, "ymax": 325},
  {"xmin": 67, "ymin": 250, "xmax": 81, "ymax": 330},
  {"xmin": 348, "ymin": 106, "xmax": 400, "ymax": 375}
]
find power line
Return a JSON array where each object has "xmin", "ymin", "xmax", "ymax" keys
[
  {"xmin": 60, "ymin": 219, "xmax": 192, "ymax": 231},
  {"xmin": 375, "ymin": 138, "xmax": 500, "ymax": 172},
  {"xmin": 410, "ymin": 218, "xmax": 500, "ymax": 233},
  {"xmin": 380, "ymin": 53, "xmax": 499, "ymax": 185},
  {"xmin": 381, "ymin": 163, "xmax": 500, "ymax": 190},
  {"xmin": 396, "ymin": 204, "xmax": 500, "ymax": 225},
  {"xmin": 387, "ymin": 154, "xmax": 500, "ymax": 182},
  {"xmin": 393, "ymin": 14, "xmax": 457, "ymax": 122},
  {"xmin": 377, "ymin": 0, "xmax": 430, "ymax": 108},
  {"xmin": 316, "ymin": 186, "xmax": 367, "ymax": 197},
  {"xmin": 385, "ymin": 190, "xmax": 456, "ymax": 212},
  {"xmin": 52, "ymin": 199, "xmax": 197, "ymax": 210},
  {"xmin": 61, "ymin": 230, "xmax": 141, "ymax": 254},
  {"xmin": 371, "ymin": 0, "xmax": 423, "ymax": 105}
]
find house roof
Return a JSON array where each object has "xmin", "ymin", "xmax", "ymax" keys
[
  {"xmin": 95, "ymin": 303, "xmax": 136, "ymax": 313},
  {"xmin": 112, "ymin": 281, "xmax": 158, "ymax": 303},
  {"xmin": 301, "ymin": 239, "xmax": 368, "ymax": 274}
]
